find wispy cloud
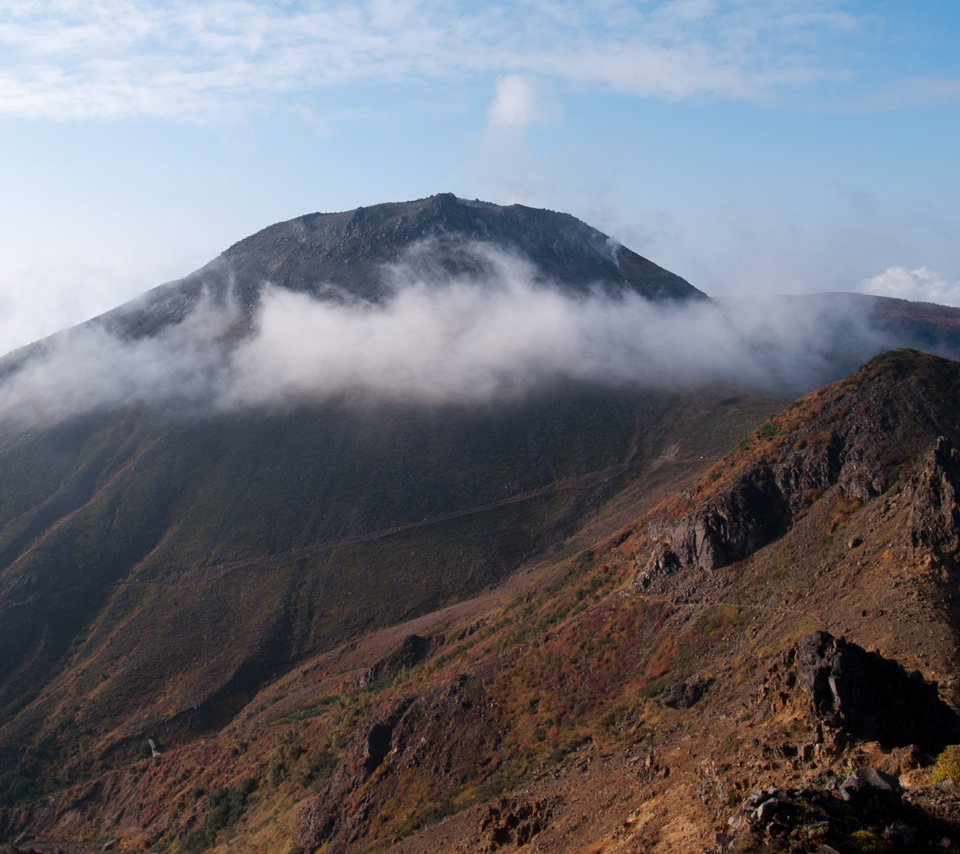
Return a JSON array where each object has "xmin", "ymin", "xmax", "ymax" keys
[
  {"xmin": 0, "ymin": 0, "xmax": 924, "ymax": 123},
  {"xmin": 487, "ymin": 75, "xmax": 561, "ymax": 130},
  {"xmin": 0, "ymin": 242, "xmax": 892, "ymax": 427}
]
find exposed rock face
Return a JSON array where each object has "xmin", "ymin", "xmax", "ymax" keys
[
  {"xmin": 911, "ymin": 436, "xmax": 960, "ymax": 571},
  {"xmin": 641, "ymin": 475, "xmax": 791, "ymax": 582},
  {"xmin": 297, "ymin": 668, "xmax": 498, "ymax": 853},
  {"xmin": 640, "ymin": 350, "xmax": 960, "ymax": 583},
  {"xmin": 766, "ymin": 631, "xmax": 960, "ymax": 754},
  {"xmin": 660, "ymin": 676, "xmax": 712, "ymax": 709},
  {"xmin": 357, "ymin": 634, "xmax": 444, "ymax": 688},
  {"xmin": 479, "ymin": 796, "xmax": 554, "ymax": 851}
]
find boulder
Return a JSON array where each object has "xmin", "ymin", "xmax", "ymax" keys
[
  {"xmin": 794, "ymin": 631, "xmax": 960, "ymax": 753},
  {"xmin": 660, "ymin": 677, "xmax": 712, "ymax": 709}
]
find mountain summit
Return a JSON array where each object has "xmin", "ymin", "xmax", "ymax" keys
[
  {"xmin": 102, "ymin": 193, "xmax": 705, "ymax": 339},
  {"xmin": 198, "ymin": 193, "xmax": 702, "ymax": 300}
]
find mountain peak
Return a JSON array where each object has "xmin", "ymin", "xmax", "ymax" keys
[
  {"xmin": 100, "ymin": 194, "xmax": 703, "ymax": 341},
  {"xmin": 221, "ymin": 192, "xmax": 703, "ymax": 302}
]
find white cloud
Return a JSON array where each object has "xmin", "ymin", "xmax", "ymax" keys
[
  {"xmin": 0, "ymin": 1, "xmax": 893, "ymax": 122},
  {"xmin": 0, "ymin": 238, "xmax": 213, "ymax": 356},
  {"xmin": 0, "ymin": 242, "xmax": 892, "ymax": 427},
  {"xmin": 367, "ymin": 0, "xmax": 420, "ymax": 30},
  {"xmin": 487, "ymin": 75, "xmax": 561, "ymax": 129},
  {"xmin": 855, "ymin": 266, "xmax": 960, "ymax": 307}
]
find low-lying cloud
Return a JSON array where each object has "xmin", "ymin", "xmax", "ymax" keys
[
  {"xmin": 0, "ymin": 243, "xmax": 898, "ymax": 427},
  {"xmin": 856, "ymin": 266, "xmax": 960, "ymax": 307}
]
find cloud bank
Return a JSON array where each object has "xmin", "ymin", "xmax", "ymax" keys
[
  {"xmin": 0, "ymin": 243, "xmax": 894, "ymax": 428},
  {"xmin": 856, "ymin": 266, "xmax": 960, "ymax": 307}
]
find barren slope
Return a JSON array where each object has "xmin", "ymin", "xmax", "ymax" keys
[{"xmin": 5, "ymin": 350, "xmax": 960, "ymax": 854}]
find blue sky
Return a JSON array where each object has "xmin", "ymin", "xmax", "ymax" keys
[{"xmin": 0, "ymin": 0, "xmax": 958, "ymax": 354}]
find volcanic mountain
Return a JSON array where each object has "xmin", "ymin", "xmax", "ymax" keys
[
  {"xmin": 0, "ymin": 195, "xmax": 746, "ymax": 797},
  {"xmin": 2, "ymin": 196, "xmax": 960, "ymax": 853},
  {"xmin": 97, "ymin": 192, "xmax": 703, "ymax": 341}
]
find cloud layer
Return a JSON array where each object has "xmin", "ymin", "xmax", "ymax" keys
[
  {"xmin": 0, "ymin": 1, "xmax": 933, "ymax": 122},
  {"xmin": 0, "ymin": 243, "xmax": 892, "ymax": 427}
]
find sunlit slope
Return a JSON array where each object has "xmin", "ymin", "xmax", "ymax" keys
[{"xmin": 5, "ymin": 351, "xmax": 960, "ymax": 852}]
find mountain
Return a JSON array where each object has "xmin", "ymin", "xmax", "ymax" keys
[
  {"xmin": 2, "ymin": 196, "xmax": 960, "ymax": 853},
  {"xmin": 0, "ymin": 195, "xmax": 766, "ymax": 814},
  {"xmin": 96, "ymin": 192, "xmax": 704, "ymax": 343},
  {"xmin": 5, "ymin": 349, "xmax": 960, "ymax": 853}
]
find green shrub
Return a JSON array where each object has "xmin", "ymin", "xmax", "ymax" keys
[
  {"xmin": 931, "ymin": 744, "xmax": 960, "ymax": 784},
  {"xmin": 295, "ymin": 747, "xmax": 338, "ymax": 791},
  {"xmin": 179, "ymin": 778, "xmax": 258, "ymax": 853},
  {"xmin": 849, "ymin": 829, "xmax": 893, "ymax": 854}
]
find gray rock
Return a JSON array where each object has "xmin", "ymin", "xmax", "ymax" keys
[
  {"xmin": 660, "ymin": 677, "xmax": 713, "ymax": 709},
  {"xmin": 794, "ymin": 631, "xmax": 960, "ymax": 753},
  {"xmin": 839, "ymin": 767, "xmax": 901, "ymax": 804},
  {"xmin": 755, "ymin": 797, "xmax": 786, "ymax": 822}
]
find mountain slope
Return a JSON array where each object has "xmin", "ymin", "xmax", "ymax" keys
[
  {"xmin": 0, "ymin": 385, "xmax": 781, "ymax": 765},
  {"xmin": 291, "ymin": 348, "xmax": 960, "ymax": 854},
  {"xmin": 5, "ymin": 349, "xmax": 960, "ymax": 853}
]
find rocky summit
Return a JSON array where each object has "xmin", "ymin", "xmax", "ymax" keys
[
  {"xmin": 96, "ymin": 193, "xmax": 705, "ymax": 342},
  {"xmin": 2, "ymin": 197, "xmax": 960, "ymax": 854}
]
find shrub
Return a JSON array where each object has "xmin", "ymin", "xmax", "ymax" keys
[
  {"xmin": 848, "ymin": 829, "xmax": 893, "ymax": 853},
  {"xmin": 295, "ymin": 747, "xmax": 338, "ymax": 792},
  {"xmin": 931, "ymin": 744, "xmax": 960, "ymax": 784},
  {"xmin": 179, "ymin": 778, "xmax": 258, "ymax": 853}
]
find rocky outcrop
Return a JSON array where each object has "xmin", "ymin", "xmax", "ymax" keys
[
  {"xmin": 356, "ymin": 634, "xmax": 444, "ymax": 688},
  {"xmin": 763, "ymin": 631, "xmax": 960, "ymax": 754},
  {"xmin": 640, "ymin": 474, "xmax": 792, "ymax": 583},
  {"xmin": 638, "ymin": 433, "xmax": 859, "ymax": 584},
  {"xmin": 297, "ymin": 669, "xmax": 498, "ymax": 853},
  {"xmin": 660, "ymin": 676, "xmax": 712, "ymax": 709},
  {"xmin": 721, "ymin": 773, "xmax": 920, "ymax": 854},
  {"xmin": 478, "ymin": 796, "xmax": 554, "ymax": 851},
  {"xmin": 639, "ymin": 353, "xmax": 960, "ymax": 585},
  {"xmin": 911, "ymin": 436, "xmax": 960, "ymax": 571}
]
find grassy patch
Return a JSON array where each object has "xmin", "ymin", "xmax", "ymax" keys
[{"xmin": 930, "ymin": 744, "xmax": 960, "ymax": 784}]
